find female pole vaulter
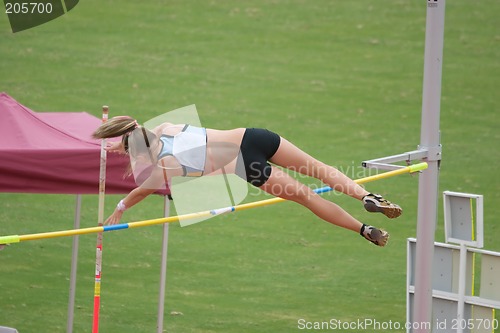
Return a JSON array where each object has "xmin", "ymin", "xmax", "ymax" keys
[{"xmin": 93, "ymin": 116, "xmax": 402, "ymax": 247}]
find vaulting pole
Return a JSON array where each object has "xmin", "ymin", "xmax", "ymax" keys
[
  {"xmin": 92, "ymin": 106, "xmax": 109, "ymax": 333},
  {"xmin": 0, "ymin": 163, "xmax": 427, "ymax": 244}
]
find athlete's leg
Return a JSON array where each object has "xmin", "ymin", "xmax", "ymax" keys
[
  {"xmin": 269, "ymin": 138, "xmax": 402, "ymax": 219},
  {"xmin": 259, "ymin": 166, "xmax": 389, "ymax": 246},
  {"xmin": 269, "ymin": 138, "xmax": 368, "ymax": 200},
  {"xmin": 260, "ymin": 166, "xmax": 363, "ymax": 232}
]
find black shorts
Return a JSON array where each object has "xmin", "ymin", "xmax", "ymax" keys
[{"xmin": 236, "ymin": 128, "xmax": 281, "ymax": 187}]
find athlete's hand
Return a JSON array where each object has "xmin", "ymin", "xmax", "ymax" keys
[{"xmin": 104, "ymin": 210, "xmax": 123, "ymax": 226}]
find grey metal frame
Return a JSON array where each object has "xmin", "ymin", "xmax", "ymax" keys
[{"xmin": 362, "ymin": 1, "xmax": 446, "ymax": 331}]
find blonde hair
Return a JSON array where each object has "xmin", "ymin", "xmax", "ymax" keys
[
  {"xmin": 92, "ymin": 116, "xmax": 138, "ymax": 139},
  {"xmin": 93, "ymin": 116, "xmax": 141, "ymax": 177}
]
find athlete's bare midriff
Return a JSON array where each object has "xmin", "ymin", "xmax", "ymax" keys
[
  {"xmin": 206, "ymin": 128, "xmax": 245, "ymax": 147},
  {"xmin": 205, "ymin": 128, "xmax": 246, "ymax": 174}
]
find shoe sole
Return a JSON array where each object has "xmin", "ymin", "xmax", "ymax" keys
[
  {"xmin": 370, "ymin": 229, "xmax": 389, "ymax": 247},
  {"xmin": 364, "ymin": 202, "xmax": 402, "ymax": 219}
]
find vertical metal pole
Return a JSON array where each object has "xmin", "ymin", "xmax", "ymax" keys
[
  {"xmin": 67, "ymin": 194, "xmax": 81, "ymax": 333},
  {"xmin": 157, "ymin": 196, "xmax": 171, "ymax": 333},
  {"xmin": 456, "ymin": 243, "xmax": 467, "ymax": 333},
  {"xmin": 413, "ymin": 0, "xmax": 445, "ymax": 331},
  {"xmin": 406, "ymin": 239, "xmax": 412, "ymax": 333},
  {"xmin": 92, "ymin": 106, "xmax": 109, "ymax": 333}
]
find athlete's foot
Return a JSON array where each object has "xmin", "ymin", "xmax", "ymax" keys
[
  {"xmin": 360, "ymin": 224, "xmax": 389, "ymax": 247},
  {"xmin": 362, "ymin": 193, "xmax": 402, "ymax": 219}
]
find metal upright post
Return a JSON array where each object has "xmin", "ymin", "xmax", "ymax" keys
[
  {"xmin": 67, "ymin": 194, "xmax": 82, "ymax": 333},
  {"xmin": 157, "ymin": 196, "xmax": 171, "ymax": 333},
  {"xmin": 413, "ymin": 0, "xmax": 445, "ymax": 331}
]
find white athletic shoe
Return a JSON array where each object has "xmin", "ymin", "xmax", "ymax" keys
[
  {"xmin": 362, "ymin": 193, "xmax": 402, "ymax": 219},
  {"xmin": 360, "ymin": 224, "xmax": 389, "ymax": 247}
]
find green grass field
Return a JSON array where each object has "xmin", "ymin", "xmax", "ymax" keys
[{"xmin": 1, "ymin": 1, "xmax": 499, "ymax": 332}]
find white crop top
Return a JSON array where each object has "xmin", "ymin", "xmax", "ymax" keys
[{"xmin": 157, "ymin": 125, "xmax": 207, "ymax": 176}]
